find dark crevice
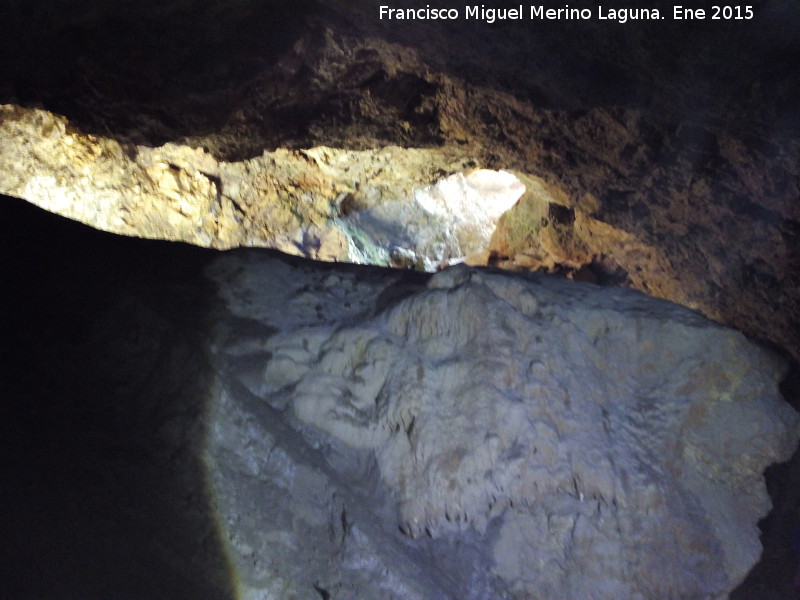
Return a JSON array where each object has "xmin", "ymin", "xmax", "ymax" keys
[{"xmin": 1, "ymin": 196, "xmax": 234, "ymax": 600}]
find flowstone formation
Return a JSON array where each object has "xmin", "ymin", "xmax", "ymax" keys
[{"xmin": 207, "ymin": 252, "xmax": 799, "ymax": 600}]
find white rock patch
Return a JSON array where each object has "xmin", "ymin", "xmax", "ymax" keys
[{"xmin": 207, "ymin": 254, "xmax": 799, "ymax": 600}]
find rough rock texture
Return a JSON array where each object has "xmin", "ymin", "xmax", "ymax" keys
[
  {"xmin": 1, "ymin": 1, "xmax": 800, "ymax": 597},
  {"xmin": 0, "ymin": 103, "xmax": 522, "ymax": 268},
  {"xmin": 207, "ymin": 252, "xmax": 799, "ymax": 600},
  {"xmin": 4, "ymin": 195, "xmax": 799, "ymax": 599},
  {"xmin": 0, "ymin": 1, "xmax": 797, "ymax": 367}
]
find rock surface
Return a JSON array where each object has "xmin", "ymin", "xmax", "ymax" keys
[
  {"xmin": 1, "ymin": 2, "xmax": 798, "ymax": 365},
  {"xmin": 207, "ymin": 252, "xmax": 799, "ymax": 600},
  {"xmin": 0, "ymin": 104, "xmax": 523, "ymax": 269},
  {"xmin": 1, "ymin": 2, "xmax": 799, "ymax": 596}
]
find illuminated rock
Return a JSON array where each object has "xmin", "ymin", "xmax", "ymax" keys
[
  {"xmin": 0, "ymin": 105, "xmax": 520, "ymax": 270},
  {"xmin": 207, "ymin": 253, "xmax": 799, "ymax": 600}
]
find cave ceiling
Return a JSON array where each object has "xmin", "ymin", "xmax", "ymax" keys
[{"xmin": 1, "ymin": 0, "xmax": 798, "ymax": 363}]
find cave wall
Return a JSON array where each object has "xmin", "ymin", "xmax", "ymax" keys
[
  {"xmin": 0, "ymin": 0, "xmax": 798, "ymax": 365},
  {"xmin": 2, "ymin": 1, "xmax": 800, "ymax": 597},
  {"xmin": 207, "ymin": 249, "xmax": 797, "ymax": 600},
  {"xmin": 4, "ymin": 195, "xmax": 798, "ymax": 599}
]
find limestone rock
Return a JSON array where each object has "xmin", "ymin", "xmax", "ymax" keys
[
  {"xmin": 207, "ymin": 253, "xmax": 799, "ymax": 600},
  {"xmin": 1, "ymin": 0, "xmax": 798, "ymax": 372},
  {"xmin": 0, "ymin": 104, "xmax": 521, "ymax": 269},
  {"xmin": 1, "ymin": 2, "xmax": 799, "ymax": 596}
]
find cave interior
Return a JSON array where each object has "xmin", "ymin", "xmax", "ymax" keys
[{"xmin": 2, "ymin": 1, "xmax": 800, "ymax": 598}]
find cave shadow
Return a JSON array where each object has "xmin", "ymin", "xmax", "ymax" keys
[
  {"xmin": 0, "ymin": 196, "xmax": 236, "ymax": 600},
  {"xmin": 731, "ymin": 364, "xmax": 800, "ymax": 600},
  {"xmin": 2, "ymin": 0, "xmax": 798, "ymax": 163},
  {"xmin": 0, "ymin": 0, "xmax": 322, "ymax": 153}
]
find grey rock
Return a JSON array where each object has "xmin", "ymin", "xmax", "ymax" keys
[{"xmin": 206, "ymin": 253, "xmax": 799, "ymax": 600}]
